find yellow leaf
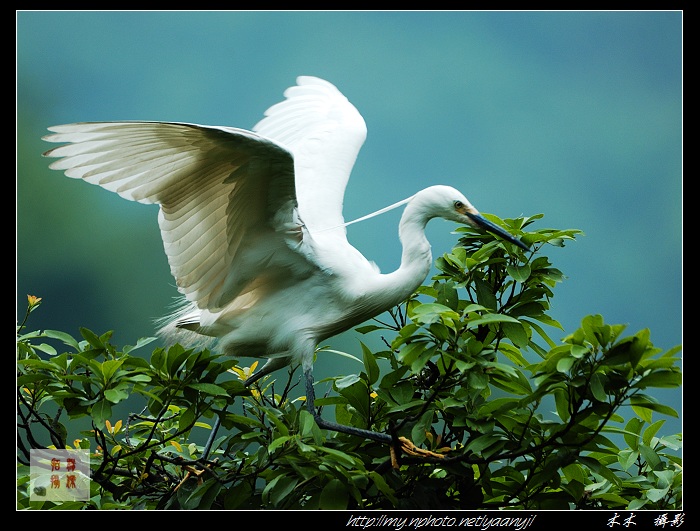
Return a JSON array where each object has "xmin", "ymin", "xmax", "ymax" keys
[
  {"xmin": 27, "ymin": 295, "xmax": 43, "ymax": 308},
  {"xmin": 170, "ymin": 440, "xmax": 182, "ymax": 452},
  {"xmin": 229, "ymin": 366, "xmax": 246, "ymax": 381}
]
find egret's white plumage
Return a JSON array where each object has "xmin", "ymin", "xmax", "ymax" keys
[{"xmin": 43, "ymin": 76, "xmax": 527, "ymax": 444}]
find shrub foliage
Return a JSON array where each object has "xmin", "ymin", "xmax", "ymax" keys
[{"xmin": 17, "ymin": 214, "xmax": 682, "ymax": 510}]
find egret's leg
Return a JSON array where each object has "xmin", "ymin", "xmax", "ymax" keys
[
  {"xmin": 202, "ymin": 414, "xmax": 222, "ymax": 460},
  {"xmin": 303, "ymin": 366, "xmax": 392, "ymax": 444},
  {"xmin": 202, "ymin": 355, "xmax": 393, "ymax": 461}
]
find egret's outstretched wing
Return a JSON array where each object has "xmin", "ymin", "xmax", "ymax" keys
[
  {"xmin": 42, "ymin": 78, "xmax": 369, "ymax": 314},
  {"xmin": 42, "ymin": 121, "xmax": 307, "ymax": 312},
  {"xmin": 254, "ymin": 76, "xmax": 367, "ymax": 236}
]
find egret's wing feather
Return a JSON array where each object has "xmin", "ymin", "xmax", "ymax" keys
[
  {"xmin": 254, "ymin": 76, "xmax": 367, "ymax": 235},
  {"xmin": 43, "ymin": 121, "xmax": 308, "ymax": 311}
]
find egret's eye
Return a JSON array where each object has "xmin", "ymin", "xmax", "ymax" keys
[{"xmin": 454, "ymin": 200, "xmax": 464, "ymax": 210}]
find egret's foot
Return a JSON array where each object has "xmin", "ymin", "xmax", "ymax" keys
[
  {"xmin": 397, "ymin": 436, "xmax": 446, "ymax": 458},
  {"xmin": 388, "ymin": 437, "xmax": 448, "ymax": 469}
]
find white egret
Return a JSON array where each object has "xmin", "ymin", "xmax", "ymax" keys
[{"xmin": 42, "ymin": 76, "xmax": 528, "ymax": 446}]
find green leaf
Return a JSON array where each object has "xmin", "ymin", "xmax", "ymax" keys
[
  {"xmin": 522, "ymin": 319, "xmax": 559, "ymax": 348},
  {"xmin": 642, "ymin": 419, "xmax": 666, "ymax": 446},
  {"xmin": 632, "ymin": 405, "xmax": 653, "ymax": 423},
  {"xmin": 488, "ymin": 368, "xmax": 532, "ymax": 395},
  {"xmin": 630, "ymin": 395, "xmax": 678, "ymax": 418},
  {"xmin": 433, "ymin": 281, "xmax": 458, "ymax": 310},
  {"xmin": 261, "ymin": 474, "xmax": 283, "ymax": 505},
  {"xmin": 410, "ymin": 303, "xmax": 460, "ymax": 324},
  {"xmin": 91, "ymin": 398, "xmax": 113, "ymax": 427},
  {"xmin": 411, "ymin": 409, "xmax": 435, "ymax": 446},
  {"xmin": 467, "ymin": 313, "xmax": 521, "ymax": 328},
  {"xmin": 389, "ymin": 381, "xmax": 415, "ymax": 405},
  {"xmin": 368, "ymin": 471, "xmax": 398, "ymax": 506},
  {"xmin": 467, "ymin": 368, "xmax": 489, "ymax": 390},
  {"xmin": 506, "ymin": 263, "xmax": 531, "ymax": 282},
  {"xmin": 186, "ymin": 383, "xmax": 229, "ymax": 396},
  {"xmin": 645, "ymin": 486, "xmax": 670, "ymax": 503},
  {"xmin": 361, "ymin": 342, "xmax": 379, "ymax": 385},
  {"xmin": 267, "ymin": 435, "xmax": 293, "ymax": 454},
  {"xmin": 17, "ymin": 358, "xmax": 61, "ymax": 371},
  {"xmin": 580, "ymin": 314, "xmax": 605, "ymax": 348},
  {"xmin": 335, "ymin": 374, "xmax": 361, "ymax": 389},
  {"xmin": 578, "ymin": 456, "xmax": 622, "ymax": 487},
  {"xmin": 397, "ymin": 342, "xmax": 426, "ymax": 368},
  {"xmin": 590, "ymin": 373, "xmax": 608, "ymax": 402},
  {"xmin": 166, "ymin": 344, "xmax": 192, "ymax": 376},
  {"xmin": 556, "ymin": 356, "xmax": 575, "ymax": 373},
  {"xmin": 466, "ymin": 434, "xmax": 503, "ymax": 455},
  {"xmin": 179, "ymin": 407, "xmax": 197, "ymax": 433},
  {"xmin": 224, "ymin": 481, "xmax": 254, "ymax": 509},
  {"xmin": 474, "ymin": 277, "xmax": 497, "ymax": 310},
  {"xmin": 508, "ymin": 301, "xmax": 546, "ymax": 319},
  {"xmin": 259, "ymin": 406, "xmax": 289, "ymax": 436},
  {"xmin": 496, "ymin": 342, "xmax": 529, "ymax": 367},
  {"xmin": 478, "ymin": 397, "xmax": 520, "ymax": 416},
  {"xmin": 337, "ymin": 379, "xmax": 370, "ymax": 421},
  {"xmin": 379, "ymin": 366, "xmax": 409, "ymax": 391},
  {"xmin": 100, "ymin": 359, "xmax": 125, "ymax": 382},
  {"xmin": 501, "ymin": 321, "xmax": 529, "ymax": 348},
  {"xmin": 638, "ymin": 443, "xmax": 662, "ymax": 470},
  {"xmin": 658, "ymin": 435, "xmax": 681, "ymax": 451},
  {"xmin": 323, "ymin": 348, "xmax": 363, "ymax": 365},
  {"xmin": 355, "ymin": 324, "xmax": 385, "ymax": 334},
  {"xmin": 80, "ymin": 327, "xmax": 105, "ymax": 349},
  {"xmin": 17, "ymin": 373, "xmax": 52, "ymax": 385},
  {"xmin": 554, "ymin": 388, "xmax": 570, "ymax": 421},
  {"xmin": 633, "ymin": 370, "xmax": 682, "ymax": 389},
  {"xmin": 316, "ymin": 446, "xmax": 358, "ymax": 468},
  {"xmin": 44, "ymin": 330, "xmax": 80, "ymax": 351},
  {"xmin": 604, "ymin": 333, "xmax": 649, "ymax": 368},
  {"xmin": 617, "ymin": 449, "xmax": 638, "ymax": 471},
  {"xmin": 319, "ymin": 479, "xmax": 348, "ymax": 509},
  {"xmin": 653, "ymin": 469, "xmax": 675, "ymax": 489},
  {"xmin": 182, "ymin": 478, "xmax": 223, "ymax": 510},
  {"xmin": 123, "ymin": 336, "xmax": 158, "ymax": 354},
  {"xmin": 104, "ymin": 386, "xmax": 129, "ymax": 404},
  {"xmin": 270, "ymin": 475, "xmax": 298, "ymax": 507}
]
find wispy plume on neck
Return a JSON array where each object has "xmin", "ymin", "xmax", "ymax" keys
[{"xmin": 311, "ymin": 194, "xmax": 415, "ymax": 234}]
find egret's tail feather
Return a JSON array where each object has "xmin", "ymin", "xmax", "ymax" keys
[{"xmin": 154, "ymin": 298, "xmax": 217, "ymax": 351}]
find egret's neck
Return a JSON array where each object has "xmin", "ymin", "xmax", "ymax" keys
[
  {"xmin": 400, "ymin": 202, "xmax": 433, "ymax": 265},
  {"xmin": 382, "ymin": 200, "xmax": 434, "ymax": 305}
]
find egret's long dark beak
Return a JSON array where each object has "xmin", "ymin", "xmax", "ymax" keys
[{"xmin": 466, "ymin": 212, "xmax": 530, "ymax": 251}]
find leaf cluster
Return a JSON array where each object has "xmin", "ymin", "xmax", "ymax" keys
[{"xmin": 16, "ymin": 214, "xmax": 682, "ymax": 510}]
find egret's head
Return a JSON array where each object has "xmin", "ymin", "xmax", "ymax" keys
[{"xmin": 419, "ymin": 185, "xmax": 529, "ymax": 251}]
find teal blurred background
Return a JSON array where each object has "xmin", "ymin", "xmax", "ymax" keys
[{"xmin": 17, "ymin": 12, "xmax": 682, "ymax": 434}]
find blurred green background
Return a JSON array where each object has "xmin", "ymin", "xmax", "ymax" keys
[{"xmin": 17, "ymin": 11, "xmax": 682, "ymax": 434}]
